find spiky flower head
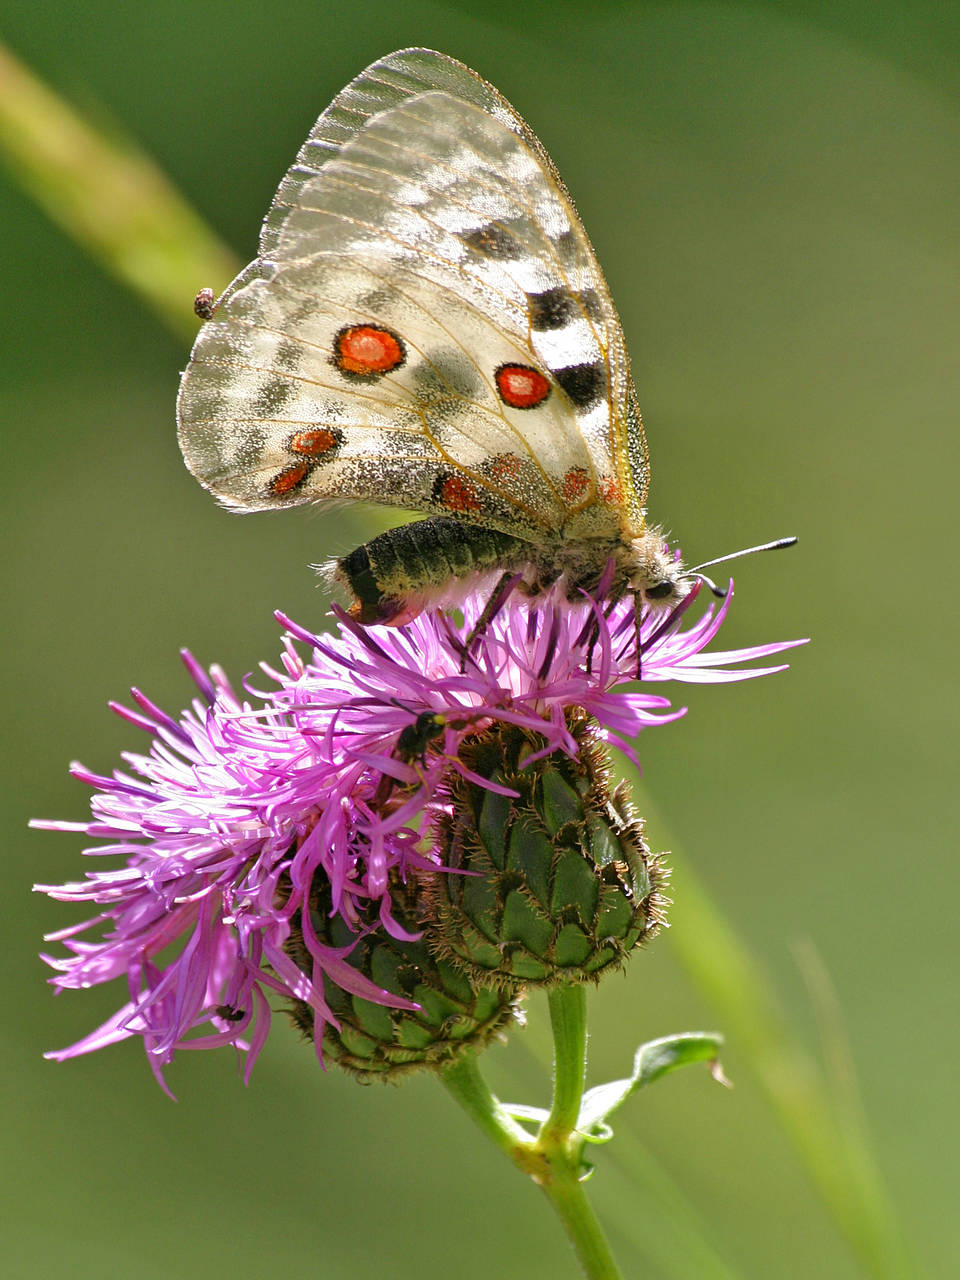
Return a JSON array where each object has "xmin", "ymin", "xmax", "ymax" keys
[
  {"xmin": 34, "ymin": 568, "xmax": 803, "ymax": 1090},
  {"xmin": 422, "ymin": 711, "xmax": 668, "ymax": 988},
  {"xmin": 284, "ymin": 871, "xmax": 524, "ymax": 1081}
]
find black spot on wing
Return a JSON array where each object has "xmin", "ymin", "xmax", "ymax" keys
[
  {"xmin": 554, "ymin": 229, "xmax": 579, "ymax": 265},
  {"xmin": 275, "ymin": 339, "xmax": 304, "ymax": 373},
  {"xmin": 528, "ymin": 286, "xmax": 606, "ymax": 331},
  {"xmin": 458, "ymin": 223, "xmax": 523, "ymax": 260},
  {"xmin": 528, "ymin": 287, "xmax": 579, "ymax": 330},
  {"xmin": 578, "ymin": 289, "xmax": 603, "ymax": 322},
  {"xmin": 357, "ymin": 287, "xmax": 395, "ymax": 312},
  {"xmin": 413, "ymin": 349, "xmax": 482, "ymax": 411},
  {"xmin": 252, "ymin": 376, "xmax": 296, "ymax": 417},
  {"xmin": 553, "ymin": 361, "xmax": 608, "ymax": 409}
]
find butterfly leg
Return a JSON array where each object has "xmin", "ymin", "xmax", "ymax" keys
[
  {"xmin": 635, "ymin": 593, "xmax": 645, "ymax": 679},
  {"xmin": 578, "ymin": 595, "xmax": 623, "ymax": 675},
  {"xmin": 458, "ymin": 571, "xmax": 521, "ymax": 671},
  {"xmin": 583, "ymin": 614, "xmax": 600, "ymax": 674}
]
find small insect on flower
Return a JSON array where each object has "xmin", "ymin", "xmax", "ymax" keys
[
  {"xmin": 215, "ymin": 1004, "xmax": 246, "ymax": 1023},
  {"xmin": 176, "ymin": 48, "xmax": 793, "ymax": 640},
  {"xmin": 396, "ymin": 711, "xmax": 453, "ymax": 764},
  {"xmin": 395, "ymin": 709, "xmax": 474, "ymax": 766}
]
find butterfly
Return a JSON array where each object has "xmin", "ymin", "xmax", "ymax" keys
[{"xmin": 177, "ymin": 48, "xmax": 697, "ymax": 631}]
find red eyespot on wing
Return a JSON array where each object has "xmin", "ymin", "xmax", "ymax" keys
[
  {"xmin": 495, "ymin": 363, "xmax": 551, "ymax": 409},
  {"xmin": 269, "ymin": 462, "xmax": 311, "ymax": 496},
  {"xmin": 599, "ymin": 476, "xmax": 623, "ymax": 506},
  {"xmin": 436, "ymin": 475, "xmax": 484, "ymax": 514},
  {"xmin": 289, "ymin": 428, "xmax": 341, "ymax": 456},
  {"xmin": 490, "ymin": 452, "xmax": 522, "ymax": 480},
  {"xmin": 561, "ymin": 467, "xmax": 590, "ymax": 501},
  {"xmin": 334, "ymin": 325, "xmax": 405, "ymax": 375}
]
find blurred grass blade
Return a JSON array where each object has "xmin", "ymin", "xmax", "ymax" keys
[
  {"xmin": 0, "ymin": 39, "xmax": 240, "ymax": 341},
  {"xmin": 656, "ymin": 823, "xmax": 922, "ymax": 1280},
  {"xmin": 793, "ymin": 937, "xmax": 884, "ymax": 1191},
  {"xmin": 610, "ymin": 1136, "xmax": 745, "ymax": 1280}
]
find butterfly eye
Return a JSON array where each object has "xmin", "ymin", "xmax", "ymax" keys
[{"xmin": 645, "ymin": 581, "xmax": 675, "ymax": 600}]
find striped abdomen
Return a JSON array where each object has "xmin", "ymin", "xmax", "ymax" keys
[{"xmin": 335, "ymin": 518, "xmax": 533, "ymax": 624}]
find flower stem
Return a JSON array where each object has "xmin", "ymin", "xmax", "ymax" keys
[
  {"xmin": 439, "ymin": 1050, "xmax": 535, "ymax": 1164},
  {"xmin": 441, "ymin": 986, "xmax": 625, "ymax": 1280},
  {"xmin": 534, "ymin": 984, "xmax": 623, "ymax": 1279},
  {"xmin": 533, "ymin": 1152, "xmax": 625, "ymax": 1280},
  {"xmin": 541, "ymin": 983, "xmax": 588, "ymax": 1138}
]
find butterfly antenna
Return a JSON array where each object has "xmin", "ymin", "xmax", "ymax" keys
[
  {"xmin": 695, "ymin": 572, "xmax": 726, "ymax": 599},
  {"xmin": 684, "ymin": 536, "xmax": 797, "ymax": 597}
]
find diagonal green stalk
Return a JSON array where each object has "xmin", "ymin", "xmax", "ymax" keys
[
  {"xmin": 0, "ymin": 40, "xmax": 240, "ymax": 340},
  {"xmin": 442, "ymin": 985, "xmax": 625, "ymax": 1280},
  {"xmin": 655, "ymin": 820, "xmax": 921, "ymax": 1280},
  {"xmin": 439, "ymin": 1049, "xmax": 535, "ymax": 1164},
  {"xmin": 531, "ymin": 1156, "xmax": 624, "ymax": 1280}
]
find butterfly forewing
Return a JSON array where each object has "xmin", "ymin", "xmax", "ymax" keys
[
  {"xmin": 177, "ymin": 49, "xmax": 649, "ymax": 543},
  {"xmin": 259, "ymin": 49, "xmax": 572, "ymax": 261}
]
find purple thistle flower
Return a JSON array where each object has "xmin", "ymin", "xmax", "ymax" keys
[{"xmin": 34, "ymin": 572, "xmax": 804, "ymax": 1089}]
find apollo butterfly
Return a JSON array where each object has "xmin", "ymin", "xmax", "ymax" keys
[{"xmin": 178, "ymin": 49, "xmax": 785, "ymax": 629}]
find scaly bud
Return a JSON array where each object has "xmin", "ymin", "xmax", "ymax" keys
[
  {"xmin": 422, "ymin": 714, "xmax": 668, "ymax": 988},
  {"xmin": 285, "ymin": 877, "xmax": 524, "ymax": 1081}
]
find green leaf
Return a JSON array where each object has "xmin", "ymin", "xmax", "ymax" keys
[
  {"xmin": 578, "ymin": 1032, "xmax": 726, "ymax": 1138},
  {"xmin": 499, "ymin": 1102, "xmax": 550, "ymax": 1134}
]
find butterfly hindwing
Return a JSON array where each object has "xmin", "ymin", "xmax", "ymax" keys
[{"xmin": 177, "ymin": 50, "xmax": 649, "ymax": 542}]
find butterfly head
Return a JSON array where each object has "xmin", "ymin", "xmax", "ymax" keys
[{"xmin": 625, "ymin": 529, "xmax": 690, "ymax": 610}]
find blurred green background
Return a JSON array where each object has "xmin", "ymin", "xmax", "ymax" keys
[{"xmin": 3, "ymin": 1, "xmax": 957, "ymax": 1277}]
